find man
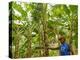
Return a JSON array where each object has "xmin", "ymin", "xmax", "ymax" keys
[{"xmin": 59, "ymin": 36, "xmax": 73, "ymax": 55}]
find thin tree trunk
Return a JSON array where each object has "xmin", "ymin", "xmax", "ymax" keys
[
  {"xmin": 41, "ymin": 4, "xmax": 49, "ymax": 56},
  {"xmin": 15, "ymin": 27, "xmax": 19, "ymax": 58},
  {"xmin": 69, "ymin": 16, "xmax": 75, "ymax": 55},
  {"xmin": 38, "ymin": 21, "xmax": 42, "ymax": 56},
  {"xmin": 26, "ymin": 25, "xmax": 32, "ymax": 57}
]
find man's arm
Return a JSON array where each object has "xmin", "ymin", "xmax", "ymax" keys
[{"xmin": 69, "ymin": 45, "xmax": 75, "ymax": 55}]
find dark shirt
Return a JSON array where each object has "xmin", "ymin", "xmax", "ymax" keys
[{"xmin": 60, "ymin": 42, "xmax": 70, "ymax": 55}]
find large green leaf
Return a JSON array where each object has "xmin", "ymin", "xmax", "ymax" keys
[
  {"xmin": 69, "ymin": 5, "xmax": 78, "ymax": 14},
  {"xmin": 12, "ymin": 2, "xmax": 27, "ymax": 18}
]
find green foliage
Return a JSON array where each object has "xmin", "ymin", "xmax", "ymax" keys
[{"xmin": 9, "ymin": 1, "xmax": 78, "ymax": 58}]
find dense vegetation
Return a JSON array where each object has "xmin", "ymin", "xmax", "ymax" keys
[{"xmin": 9, "ymin": 1, "xmax": 78, "ymax": 58}]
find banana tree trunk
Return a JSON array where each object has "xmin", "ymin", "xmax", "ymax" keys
[
  {"xmin": 38, "ymin": 21, "xmax": 42, "ymax": 56},
  {"xmin": 69, "ymin": 16, "xmax": 75, "ymax": 55},
  {"xmin": 26, "ymin": 24, "xmax": 32, "ymax": 57},
  {"xmin": 41, "ymin": 4, "xmax": 49, "ymax": 56},
  {"xmin": 15, "ymin": 27, "xmax": 19, "ymax": 58}
]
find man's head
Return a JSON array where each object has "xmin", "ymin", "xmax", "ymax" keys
[{"xmin": 59, "ymin": 36, "xmax": 65, "ymax": 44}]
